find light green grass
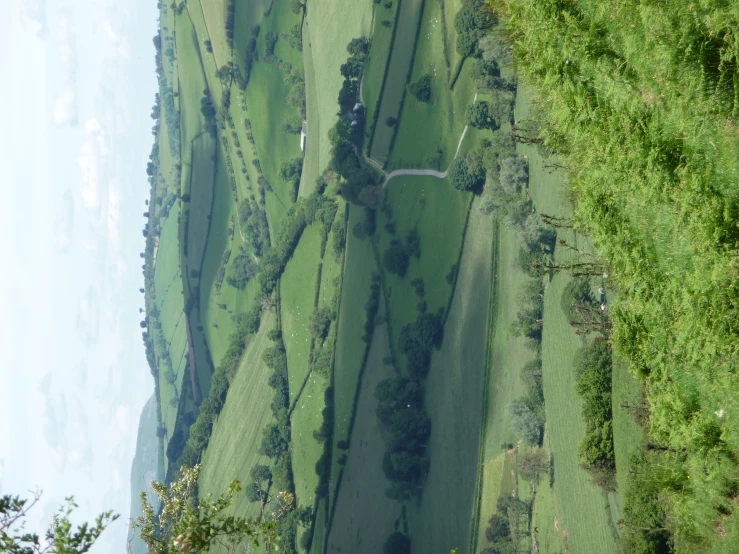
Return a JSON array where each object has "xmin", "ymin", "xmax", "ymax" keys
[
  {"xmin": 405, "ymin": 199, "xmax": 491, "ymax": 554},
  {"xmin": 376, "ymin": 176, "xmax": 469, "ymax": 359},
  {"xmin": 363, "ymin": 0, "xmax": 400, "ymax": 137},
  {"xmin": 317, "ymin": 206, "xmax": 344, "ymax": 305},
  {"xmin": 175, "ymin": 11, "xmax": 208, "ymax": 160},
  {"xmin": 197, "ymin": 0, "xmax": 230, "ymax": 67},
  {"xmin": 387, "ymin": 0, "xmax": 480, "ymax": 170},
  {"xmin": 326, "ymin": 305, "xmax": 400, "ymax": 554},
  {"xmin": 198, "ymin": 310, "xmax": 277, "ymax": 519},
  {"xmin": 612, "ymin": 357, "xmax": 645, "ymax": 497},
  {"xmin": 303, "ymin": 0, "xmax": 373, "ymax": 180},
  {"xmin": 298, "ymin": 23, "xmax": 319, "ymax": 198},
  {"xmin": 369, "ymin": 0, "xmax": 424, "ymax": 162},
  {"xmin": 475, "ymin": 452, "xmax": 507, "ymax": 553},
  {"xmin": 308, "ymin": 498, "xmax": 327, "ymax": 554},
  {"xmin": 245, "ymin": 61, "xmax": 296, "ymax": 228},
  {"xmin": 540, "ymin": 273, "xmax": 617, "ymax": 554},
  {"xmin": 154, "ymin": 204, "xmax": 182, "ymax": 302},
  {"xmin": 329, "ymin": 207, "xmax": 377, "ymax": 508},
  {"xmin": 530, "ymin": 441, "xmax": 567, "ymax": 554},
  {"xmin": 281, "ymin": 225, "xmax": 323, "ymax": 402},
  {"xmin": 258, "ymin": 0, "xmax": 302, "ymax": 67},
  {"xmin": 291, "ymin": 373, "xmax": 328, "ymax": 509},
  {"xmin": 444, "ymin": 0, "xmax": 464, "ymax": 70}
]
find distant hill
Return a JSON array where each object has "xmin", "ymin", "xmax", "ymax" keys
[{"xmin": 126, "ymin": 394, "xmax": 162, "ymax": 554}]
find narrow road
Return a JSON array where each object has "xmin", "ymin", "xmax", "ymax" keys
[{"xmin": 358, "ymin": 75, "xmax": 477, "ymax": 187}]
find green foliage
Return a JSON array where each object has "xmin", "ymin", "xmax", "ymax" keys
[
  {"xmin": 560, "ymin": 277, "xmax": 597, "ymax": 324},
  {"xmin": 399, "ymin": 312, "xmax": 443, "ymax": 379},
  {"xmin": 466, "ymin": 100, "xmax": 496, "ymax": 129},
  {"xmin": 383, "ymin": 531, "xmax": 411, "ymax": 554},
  {"xmin": 383, "ymin": 243, "xmax": 409, "ymax": 277},
  {"xmin": 508, "ymin": 399, "xmax": 543, "ymax": 445},
  {"xmin": 1, "ymin": 494, "xmax": 117, "ymax": 554},
  {"xmin": 309, "ymin": 305, "xmax": 333, "ymax": 341},
  {"xmin": 454, "ymin": 0, "xmax": 496, "ymax": 58},
  {"xmin": 498, "ymin": 156, "xmax": 528, "ymax": 195},
  {"xmin": 407, "ymin": 74, "xmax": 432, "ymax": 103},
  {"xmin": 449, "ymin": 156, "xmax": 484, "ymax": 192}
]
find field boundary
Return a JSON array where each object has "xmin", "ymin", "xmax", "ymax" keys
[
  {"xmin": 468, "ymin": 217, "xmax": 500, "ymax": 554},
  {"xmin": 441, "ymin": 194, "xmax": 474, "ymax": 327}
]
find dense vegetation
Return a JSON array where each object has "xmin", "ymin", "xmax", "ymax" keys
[{"xmin": 503, "ymin": 0, "xmax": 739, "ymax": 551}]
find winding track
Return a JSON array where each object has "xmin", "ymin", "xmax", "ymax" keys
[{"xmin": 358, "ymin": 76, "xmax": 477, "ymax": 186}]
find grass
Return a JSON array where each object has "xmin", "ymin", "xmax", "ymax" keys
[
  {"xmin": 302, "ymin": 0, "xmax": 373, "ymax": 185},
  {"xmin": 154, "ymin": 204, "xmax": 182, "ymax": 302},
  {"xmin": 175, "ymin": 10, "xmax": 208, "ymax": 161},
  {"xmin": 197, "ymin": 0, "xmax": 230, "ymax": 67},
  {"xmin": 405, "ymin": 199, "xmax": 492, "ymax": 554},
  {"xmin": 612, "ymin": 357, "xmax": 645, "ymax": 497},
  {"xmin": 376, "ymin": 176, "xmax": 469, "ymax": 361},
  {"xmin": 540, "ymin": 272, "xmax": 617, "ymax": 554},
  {"xmin": 387, "ymin": 0, "xmax": 481, "ymax": 171},
  {"xmin": 244, "ymin": 61, "xmax": 296, "ymax": 228},
  {"xmin": 325, "ymin": 305, "xmax": 401, "ymax": 554},
  {"xmin": 298, "ymin": 23, "xmax": 319, "ymax": 198},
  {"xmin": 198, "ymin": 310, "xmax": 277, "ymax": 520},
  {"xmin": 475, "ymin": 451, "xmax": 507, "ymax": 548},
  {"xmin": 329, "ymin": 207, "xmax": 377, "ymax": 508},
  {"xmin": 443, "ymin": 0, "xmax": 464, "ymax": 71},
  {"xmin": 308, "ymin": 498, "xmax": 327, "ymax": 554},
  {"xmin": 281, "ymin": 225, "xmax": 323, "ymax": 402},
  {"xmin": 290, "ymin": 373, "xmax": 328, "ymax": 509},
  {"xmin": 363, "ymin": 0, "xmax": 401, "ymax": 139},
  {"xmin": 368, "ymin": 0, "xmax": 424, "ymax": 163},
  {"xmin": 185, "ymin": 133, "xmax": 217, "ymax": 279}
]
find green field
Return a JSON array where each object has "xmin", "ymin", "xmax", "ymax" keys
[
  {"xmin": 368, "ymin": 0, "xmax": 424, "ymax": 163},
  {"xmin": 376, "ymin": 176, "xmax": 469, "ymax": 358},
  {"xmin": 475, "ymin": 452, "xmax": 507, "ymax": 554},
  {"xmin": 406, "ymin": 200, "xmax": 492, "ymax": 554},
  {"xmin": 198, "ymin": 310, "xmax": 277, "ymax": 519},
  {"xmin": 362, "ymin": 0, "xmax": 400, "ymax": 143},
  {"xmin": 290, "ymin": 373, "xmax": 327, "ymax": 510},
  {"xmin": 329, "ymin": 207, "xmax": 377, "ymax": 507},
  {"xmin": 185, "ymin": 133, "xmax": 216, "ymax": 279},
  {"xmin": 197, "ymin": 0, "xmax": 230, "ymax": 67},
  {"xmin": 387, "ymin": 0, "xmax": 480, "ymax": 171},
  {"xmin": 302, "ymin": 0, "xmax": 373, "ymax": 189},
  {"xmin": 325, "ymin": 304, "xmax": 401, "ymax": 554},
  {"xmin": 281, "ymin": 225, "xmax": 323, "ymax": 402}
]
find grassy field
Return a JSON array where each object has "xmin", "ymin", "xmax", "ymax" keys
[
  {"xmin": 540, "ymin": 273, "xmax": 618, "ymax": 553},
  {"xmin": 443, "ymin": 0, "xmax": 464, "ymax": 71},
  {"xmin": 198, "ymin": 310, "xmax": 277, "ymax": 520},
  {"xmin": 197, "ymin": 0, "xmax": 230, "ymax": 67},
  {"xmin": 298, "ymin": 23, "xmax": 320, "ymax": 199},
  {"xmin": 175, "ymin": 11, "xmax": 208, "ymax": 162},
  {"xmin": 329, "ymin": 207, "xmax": 377, "ymax": 507},
  {"xmin": 326, "ymin": 304, "xmax": 401, "ymax": 554},
  {"xmin": 281, "ymin": 225, "xmax": 323, "ymax": 402},
  {"xmin": 376, "ymin": 176, "xmax": 469, "ymax": 360},
  {"xmin": 362, "ymin": 0, "xmax": 400, "ymax": 142},
  {"xmin": 185, "ymin": 133, "xmax": 216, "ymax": 279},
  {"xmin": 475, "ymin": 452, "xmax": 507, "ymax": 553},
  {"xmin": 302, "ymin": 0, "xmax": 373, "ymax": 189},
  {"xmin": 612, "ymin": 357, "xmax": 645, "ymax": 497},
  {"xmin": 387, "ymin": 0, "xmax": 481, "ymax": 170},
  {"xmin": 368, "ymin": 0, "xmax": 424, "ymax": 163},
  {"xmin": 529, "ymin": 433, "xmax": 568, "ymax": 554},
  {"xmin": 290, "ymin": 372, "xmax": 328, "ymax": 510},
  {"xmin": 406, "ymin": 199, "xmax": 492, "ymax": 554}
]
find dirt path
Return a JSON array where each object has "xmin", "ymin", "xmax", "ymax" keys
[{"xmin": 358, "ymin": 76, "xmax": 477, "ymax": 187}]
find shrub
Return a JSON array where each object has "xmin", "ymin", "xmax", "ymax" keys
[
  {"xmin": 449, "ymin": 156, "xmax": 484, "ymax": 192},
  {"xmin": 407, "ymin": 74, "xmax": 432, "ymax": 103},
  {"xmin": 383, "ymin": 243, "xmax": 409, "ymax": 277}
]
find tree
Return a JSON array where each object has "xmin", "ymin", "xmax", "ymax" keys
[
  {"xmin": 289, "ymin": 0, "xmax": 303, "ymax": 14},
  {"xmin": 135, "ymin": 465, "xmax": 293, "ymax": 553},
  {"xmin": 309, "ymin": 306, "xmax": 332, "ymax": 341},
  {"xmin": 383, "ymin": 531, "xmax": 411, "ymax": 554},
  {"xmin": 346, "ymin": 37, "xmax": 370, "ymax": 58},
  {"xmin": 498, "ymin": 155, "xmax": 528, "ymax": 195},
  {"xmin": 517, "ymin": 448, "xmax": 549, "ymax": 483},
  {"xmin": 250, "ymin": 464, "xmax": 272, "ymax": 484},
  {"xmin": 386, "ymin": 116, "xmax": 398, "ymax": 127},
  {"xmin": 466, "ymin": 100, "xmax": 495, "ymax": 129},
  {"xmin": 407, "ymin": 74, "xmax": 432, "ymax": 103},
  {"xmin": 383, "ymin": 243, "xmax": 409, "ymax": 277},
  {"xmin": 454, "ymin": 0, "xmax": 495, "ymax": 58},
  {"xmin": 485, "ymin": 513, "xmax": 510, "ymax": 543},
  {"xmin": 449, "ymin": 156, "xmax": 484, "ymax": 192},
  {"xmin": 508, "ymin": 400, "xmax": 543, "ymax": 445},
  {"xmin": 1, "ymin": 493, "xmax": 116, "ymax": 554}
]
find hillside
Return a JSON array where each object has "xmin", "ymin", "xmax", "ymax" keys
[
  {"xmin": 130, "ymin": 0, "xmax": 736, "ymax": 553},
  {"xmin": 126, "ymin": 395, "xmax": 162, "ymax": 554}
]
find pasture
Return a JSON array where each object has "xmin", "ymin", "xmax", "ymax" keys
[
  {"xmin": 197, "ymin": 0, "xmax": 230, "ymax": 67},
  {"xmin": 198, "ymin": 310, "xmax": 277, "ymax": 520},
  {"xmin": 329, "ymin": 207, "xmax": 377, "ymax": 506},
  {"xmin": 405, "ymin": 199, "xmax": 491, "ymax": 554},
  {"xmin": 302, "ymin": 0, "xmax": 373, "ymax": 186},
  {"xmin": 290, "ymin": 372, "xmax": 327, "ymax": 510},
  {"xmin": 298, "ymin": 26, "xmax": 320, "ymax": 198},
  {"xmin": 281, "ymin": 224, "xmax": 323, "ymax": 402},
  {"xmin": 185, "ymin": 133, "xmax": 216, "ymax": 280},
  {"xmin": 361, "ymin": 0, "xmax": 400, "ymax": 143},
  {"xmin": 325, "ymin": 305, "xmax": 400, "ymax": 554},
  {"xmin": 474, "ymin": 452, "xmax": 507, "ymax": 553},
  {"xmin": 368, "ymin": 0, "xmax": 424, "ymax": 163},
  {"xmin": 174, "ymin": 11, "xmax": 208, "ymax": 158},
  {"xmin": 376, "ymin": 175, "xmax": 469, "ymax": 362},
  {"xmin": 387, "ymin": 0, "xmax": 481, "ymax": 171}
]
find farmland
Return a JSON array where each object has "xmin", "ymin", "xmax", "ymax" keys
[{"xmin": 135, "ymin": 0, "xmax": 672, "ymax": 552}]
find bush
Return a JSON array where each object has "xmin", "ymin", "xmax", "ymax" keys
[
  {"xmin": 508, "ymin": 399, "xmax": 543, "ymax": 445},
  {"xmin": 407, "ymin": 74, "xmax": 432, "ymax": 103},
  {"xmin": 383, "ymin": 243, "xmax": 409, "ymax": 276},
  {"xmin": 466, "ymin": 100, "xmax": 495, "ymax": 129},
  {"xmin": 449, "ymin": 156, "xmax": 484, "ymax": 192},
  {"xmin": 264, "ymin": 31, "xmax": 278, "ymax": 56}
]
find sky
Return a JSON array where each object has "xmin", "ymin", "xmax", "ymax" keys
[{"xmin": 0, "ymin": 0, "xmax": 159, "ymax": 551}]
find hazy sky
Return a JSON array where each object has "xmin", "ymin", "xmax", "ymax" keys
[{"xmin": 0, "ymin": 0, "xmax": 158, "ymax": 551}]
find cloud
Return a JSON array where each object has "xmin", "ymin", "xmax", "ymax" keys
[
  {"xmin": 77, "ymin": 119, "xmax": 109, "ymax": 213},
  {"xmin": 53, "ymin": 190, "xmax": 74, "ymax": 252},
  {"xmin": 51, "ymin": 12, "xmax": 78, "ymax": 126},
  {"xmin": 72, "ymin": 361, "xmax": 87, "ymax": 390},
  {"xmin": 20, "ymin": 0, "xmax": 46, "ymax": 37},
  {"xmin": 75, "ymin": 285, "xmax": 100, "ymax": 347}
]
